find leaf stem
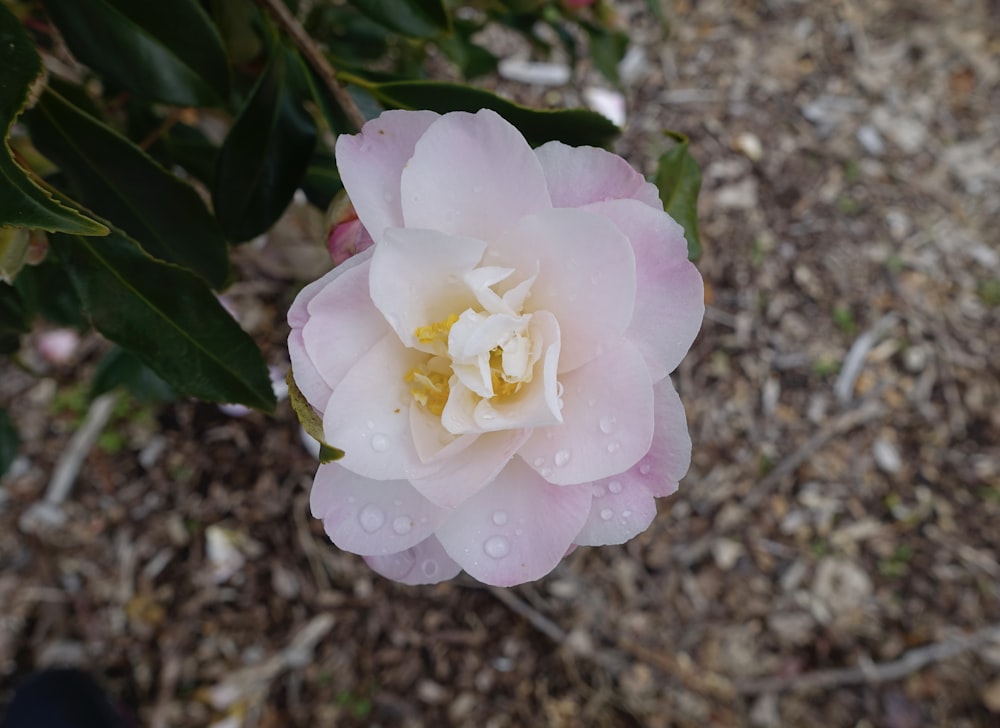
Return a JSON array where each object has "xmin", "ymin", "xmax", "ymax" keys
[{"xmin": 256, "ymin": 0, "xmax": 366, "ymax": 133}]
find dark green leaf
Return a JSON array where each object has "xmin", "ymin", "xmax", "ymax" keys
[
  {"xmin": 0, "ymin": 281, "xmax": 27, "ymax": 354},
  {"xmin": 350, "ymin": 0, "xmax": 450, "ymax": 39},
  {"xmin": 51, "ymin": 229, "xmax": 276, "ymax": 411},
  {"xmin": 0, "ymin": 4, "xmax": 107, "ymax": 236},
  {"xmin": 342, "ymin": 74, "xmax": 620, "ymax": 148},
  {"xmin": 213, "ymin": 44, "xmax": 317, "ymax": 242},
  {"xmin": 0, "ymin": 408, "xmax": 18, "ymax": 478},
  {"xmin": 42, "ymin": 0, "xmax": 230, "ymax": 106},
  {"xmin": 437, "ymin": 20, "xmax": 498, "ymax": 79},
  {"xmin": 582, "ymin": 22, "xmax": 628, "ymax": 86},
  {"xmin": 92, "ymin": 346, "xmax": 175, "ymax": 403},
  {"xmin": 209, "ymin": 0, "xmax": 264, "ymax": 66},
  {"xmin": 29, "ymin": 89, "xmax": 230, "ymax": 288},
  {"xmin": 287, "ymin": 370, "xmax": 343, "ymax": 463},
  {"xmin": 301, "ymin": 148, "xmax": 342, "ymax": 210},
  {"xmin": 655, "ymin": 131, "xmax": 702, "ymax": 260},
  {"xmin": 13, "ymin": 256, "xmax": 88, "ymax": 328}
]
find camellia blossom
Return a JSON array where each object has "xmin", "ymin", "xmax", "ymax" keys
[{"xmin": 288, "ymin": 109, "xmax": 703, "ymax": 586}]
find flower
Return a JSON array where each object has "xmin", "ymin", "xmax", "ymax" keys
[{"xmin": 288, "ymin": 109, "xmax": 703, "ymax": 586}]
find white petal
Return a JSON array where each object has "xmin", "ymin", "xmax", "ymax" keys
[{"xmin": 363, "ymin": 535, "xmax": 463, "ymax": 585}]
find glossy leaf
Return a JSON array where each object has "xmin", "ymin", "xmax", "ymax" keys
[
  {"xmin": 582, "ymin": 22, "xmax": 628, "ymax": 86},
  {"xmin": 655, "ymin": 131, "xmax": 703, "ymax": 260},
  {"xmin": 42, "ymin": 0, "xmax": 230, "ymax": 106},
  {"xmin": 0, "ymin": 407, "xmax": 18, "ymax": 479},
  {"xmin": 301, "ymin": 148, "xmax": 343, "ymax": 211},
  {"xmin": 29, "ymin": 89, "xmax": 230, "ymax": 288},
  {"xmin": 92, "ymin": 346, "xmax": 175, "ymax": 403},
  {"xmin": 0, "ymin": 281, "xmax": 27, "ymax": 354},
  {"xmin": 213, "ymin": 44, "xmax": 317, "ymax": 242},
  {"xmin": 341, "ymin": 74, "xmax": 620, "ymax": 148},
  {"xmin": 287, "ymin": 370, "xmax": 343, "ymax": 463},
  {"xmin": 0, "ymin": 4, "xmax": 106, "ymax": 236},
  {"xmin": 437, "ymin": 20, "xmax": 498, "ymax": 79},
  {"xmin": 51, "ymin": 229, "xmax": 276, "ymax": 411},
  {"xmin": 12, "ymin": 256, "xmax": 87, "ymax": 328},
  {"xmin": 350, "ymin": 0, "xmax": 450, "ymax": 39}
]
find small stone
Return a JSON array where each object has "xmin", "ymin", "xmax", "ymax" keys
[
  {"xmin": 734, "ymin": 132, "xmax": 763, "ymax": 161},
  {"xmin": 857, "ymin": 125, "xmax": 885, "ymax": 155},
  {"xmin": 711, "ymin": 539, "xmax": 745, "ymax": 570},
  {"xmin": 873, "ymin": 438, "xmax": 903, "ymax": 474}
]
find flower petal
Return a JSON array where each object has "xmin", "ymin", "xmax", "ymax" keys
[
  {"xmin": 288, "ymin": 327, "xmax": 331, "ymax": 414},
  {"xmin": 322, "ymin": 332, "xmax": 426, "ymax": 480},
  {"xmin": 287, "ymin": 247, "xmax": 372, "ymax": 329},
  {"xmin": 489, "ymin": 208, "xmax": 636, "ymax": 372},
  {"xmin": 400, "ymin": 109, "xmax": 551, "ymax": 240},
  {"xmin": 534, "ymin": 141, "xmax": 662, "ymax": 209},
  {"xmin": 435, "ymin": 458, "xmax": 592, "ymax": 586},
  {"xmin": 574, "ymin": 477, "xmax": 657, "ymax": 546},
  {"xmin": 363, "ymin": 535, "xmax": 462, "ymax": 585},
  {"xmin": 301, "ymin": 255, "xmax": 390, "ymax": 394},
  {"xmin": 310, "ymin": 463, "xmax": 449, "ymax": 556},
  {"xmin": 582, "ymin": 198, "xmax": 704, "ymax": 380},
  {"xmin": 627, "ymin": 375, "xmax": 692, "ymax": 497},
  {"xmin": 409, "ymin": 426, "xmax": 531, "ymax": 509},
  {"xmin": 519, "ymin": 339, "xmax": 654, "ymax": 485},
  {"xmin": 335, "ymin": 110, "xmax": 439, "ymax": 243},
  {"xmin": 369, "ymin": 227, "xmax": 485, "ymax": 352}
]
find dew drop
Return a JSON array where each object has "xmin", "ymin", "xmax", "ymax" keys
[
  {"xmin": 593, "ymin": 484, "xmax": 606, "ymax": 498},
  {"xmin": 392, "ymin": 516, "xmax": 412, "ymax": 535},
  {"xmin": 587, "ymin": 398, "xmax": 597, "ymax": 408},
  {"xmin": 484, "ymin": 535, "xmax": 510, "ymax": 559},
  {"xmin": 622, "ymin": 510, "xmax": 632, "ymax": 518},
  {"xmin": 421, "ymin": 559, "xmax": 439, "ymax": 577},
  {"xmin": 366, "ymin": 420, "xmax": 375, "ymax": 430},
  {"xmin": 480, "ymin": 412, "xmax": 496, "ymax": 421},
  {"xmin": 639, "ymin": 463, "xmax": 651, "ymax": 476},
  {"xmin": 514, "ymin": 528, "xmax": 524, "ymax": 536},
  {"xmin": 540, "ymin": 468, "xmax": 553, "ymax": 479},
  {"xmin": 554, "ymin": 449, "xmax": 571, "ymax": 467},
  {"xmin": 608, "ymin": 480, "xmax": 623, "ymax": 494},
  {"xmin": 492, "ymin": 510, "xmax": 508, "ymax": 526},
  {"xmin": 533, "ymin": 457, "xmax": 545, "ymax": 468},
  {"xmin": 599, "ymin": 415, "xmax": 617, "ymax": 434},
  {"xmin": 606, "ymin": 440, "xmax": 621, "ymax": 453},
  {"xmin": 370, "ymin": 433, "xmax": 389, "ymax": 452},
  {"xmin": 358, "ymin": 504, "xmax": 385, "ymax": 533},
  {"xmin": 556, "ymin": 381, "xmax": 565, "ymax": 397},
  {"xmin": 599, "ymin": 508, "xmax": 614, "ymax": 521}
]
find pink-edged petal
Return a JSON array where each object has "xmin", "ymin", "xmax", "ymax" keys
[
  {"xmin": 301, "ymin": 256, "xmax": 391, "ymax": 393},
  {"xmin": 435, "ymin": 458, "xmax": 592, "ymax": 586},
  {"xmin": 287, "ymin": 247, "xmax": 373, "ymax": 329},
  {"xmin": 400, "ymin": 109, "xmax": 551, "ymax": 240},
  {"xmin": 582, "ymin": 198, "xmax": 704, "ymax": 380},
  {"xmin": 409, "ymin": 427, "xmax": 531, "ymax": 509},
  {"xmin": 369, "ymin": 227, "xmax": 485, "ymax": 352},
  {"xmin": 534, "ymin": 141, "xmax": 662, "ymax": 209},
  {"xmin": 334, "ymin": 110, "xmax": 439, "ymax": 243},
  {"xmin": 488, "ymin": 208, "xmax": 636, "ymax": 372},
  {"xmin": 628, "ymin": 375, "xmax": 692, "ymax": 497},
  {"xmin": 322, "ymin": 332, "xmax": 426, "ymax": 480},
  {"xmin": 574, "ymin": 478, "xmax": 657, "ymax": 546},
  {"xmin": 310, "ymin": 463, "xmax": 448, "ymax": 556},
  {"xmin": 288, "ymin": 327, "xmax": 331, "ymax": 413},
  {"xmin": 363, "ymin": 535, "xmax": 462, "ymax": 585},
  {"xmin": 519, "ymin": 339, "xmax": 653, "ymax": 485}
]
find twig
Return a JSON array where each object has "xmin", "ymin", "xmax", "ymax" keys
[
  {"xmin": 834, "ymin": 312, "xmax": 898, "ymax": 404},
  {"xmin": 256, "ymin": 0, "xmax": 366, "ymax": 132},
  {"xmin": 488, "ymin": 586, "xmax": 568, "ymax": 644},
  {"xmin": 735, "ymin": 623, "xmax": 1000, "ymax": 694},
  {"xmin": 743, "ymin": 399, "xmax": 884, "ymax": 509}
]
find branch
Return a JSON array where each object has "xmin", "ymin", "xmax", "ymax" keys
[
  {"xmin": 735, "ymin": 623, "xmax": 1000, "ymax": 694},
  {"xmin": 256, "ymin": 0, "xmax": 367, "ymax": 133}
]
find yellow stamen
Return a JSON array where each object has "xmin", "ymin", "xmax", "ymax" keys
[
  {"xmin": 405, "ymin": 367, "xmax": 450, "ymax": 416},
  {"xmin": 489, "ymin": 348, "xmax": 522, "ymax": 398},
  {"xmin": 414, "ymin": 313, "xmax": 459, "ymax": 345}
]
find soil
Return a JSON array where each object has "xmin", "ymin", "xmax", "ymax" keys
[{"xmin": 2, "ymin": 0, "xmax": 1000, "ymax": 726}]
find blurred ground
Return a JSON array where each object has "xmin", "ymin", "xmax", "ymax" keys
[{"xmin": 2, "ymin": 0, "xmax": 1000, "ymax": 726}]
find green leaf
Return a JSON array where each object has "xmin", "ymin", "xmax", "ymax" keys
[
  {"xmin": 655, "ymin": 131, "xmax": 703, "ymax": 260},
  {"xmin": 341, "ymin": 74, "xmax": 620, "ymax": 148},
  {"xmin": 437, "ymin": 20, "xmax": 499, "ymax": 79},
  {"xmin": 28, "ymin": 89, "xmax": 231, "ymax": 288},
  {"xmin": 0, "ymin": 407, "xmax": 18, "ymax": 478},
  {"xmin": 92, "ymin": 346, "xmax": 175, "ymax": 403},
  {"xmin": 301, "ymin": 148, "xmax": 343, "ymax": 211},
  {"xmin": 0, "ymin": 280, "xmax": 28, "ymax": 354},
  {"xmin": 287, "ymin": 370, "xmax": 343, "ymax": 463},
  {"xmin": 13, "ymin": 255, "xmax": 87, "ymax": 328},
  {"xmin": 51, "ymin": 229, "xmax": 276, "ymax": 411},
  {"xmin": 213, "ymin": 43, "xmax": 317, "ymax": 242},
  {"xmin": 0, "ymin": 4, "xmax": 107, "ymax": 236},
  {"xmin": 350, "ymin": 0, "xmax": 450, "ymax": 39},
  {"xmin": 582, "ymin": 22, "xmax": 628, "ymax": 86},
  {"xmin": 42, "ymin": 0, "xmax": 230, "ymax": 106}
]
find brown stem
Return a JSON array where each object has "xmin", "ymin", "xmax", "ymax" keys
[{"xmin": 256, "ymin": 0, "xmax": 367, "ymax": 133}]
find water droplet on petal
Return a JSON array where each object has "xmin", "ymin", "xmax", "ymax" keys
[
  {"xmin": 599, "ymin": 508, "xmax": 614, "ymax": 521},
  {"xmin": 392, "ymin": 516, "xmax": 412, "ymax": 534},
  {"xmin": 514, "ymin": 528, "xmax": 524, "ymax": 536},
  {"xmin": 358, "ymin": 504, "xmax": 385, "ymax": 533},
  {"xmin": 366, "ymin": 420, "xmax": 375, "ymax": 430},
  {"xmin": 587, "ymin": 398, "xmax": 597, "ymax": 408},
  {"xmin": 639, "ymin": 463, "xmax": 651, "ymax": 476},
  {"xmin": 622, "ymin": 510, "xmax": 632, "ymax": 518},
  {"xmin": 593, "ymin": 484, "xmax": 606, "ymax": 498},
  {"xmin": 599, "ymin": 415, "xmax": 616, "ymax": 434},
  {"xmin": 556, "ymin": 381, "xmax": 565, "ymax": 397},
  {"xmin": 484, "ymin": 535, "xmax": 510, "ymax": 559},
  {"xmin": 554, "ymin": 449, "xmax": 571, "ymax": 467},
  {"xmin": 533, "ymin": 457, "xmax": 545, "ymax": 468},
  {"xmin": 421, "ymin": 559, "xmax": 439, "ymax": 577},
  {"xmin": 492, "ymin": 510, "xmax": 508, "ymax": 526},
  {"xmin": 371, "ymin": 433, "xmax": 389, "ymax": 452},
  {"xmin": 540, "ymin": 468, "xmax": 554, "ymax": 479},
  {"xmin": 608, "ymin": 480, "xmax": 622, "ymax": 494},
  {"xmin": 606, "ymin": 440, "xmax": 621, "ymax": 453}
]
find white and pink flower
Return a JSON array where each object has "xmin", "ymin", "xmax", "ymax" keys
[{"xmin": 288, "ymin": 109, "xmax": 703, "ymax": 586}]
